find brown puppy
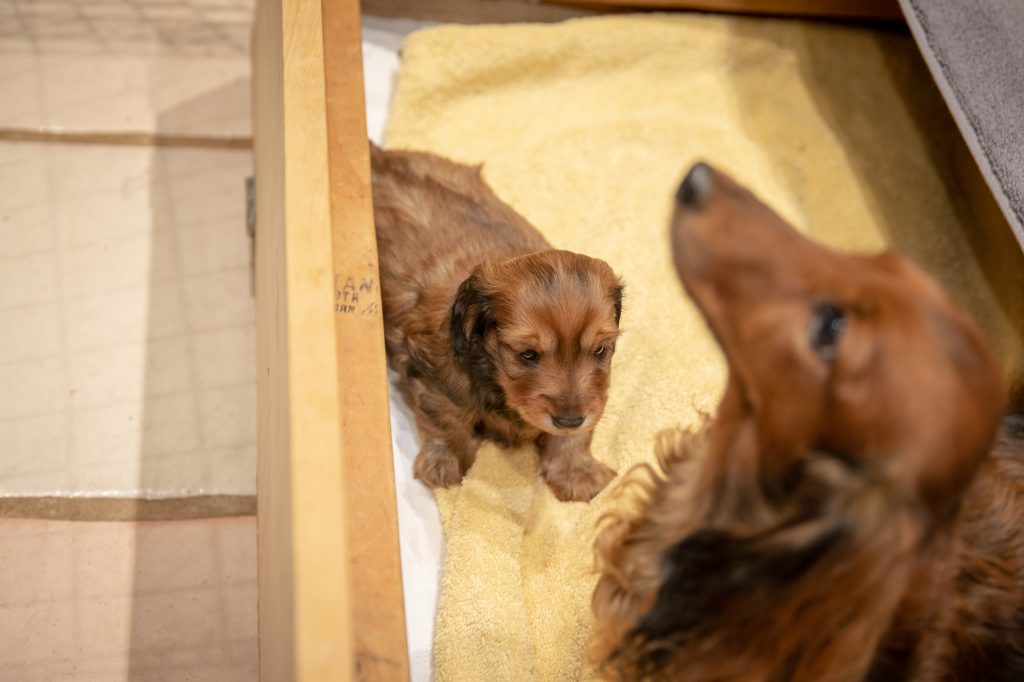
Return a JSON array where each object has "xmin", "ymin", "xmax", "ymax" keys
[
  {"xmin": 592, "ymin": 163, "xmax": 1024, "ymax": 679},
  {"xmin": 371, "ymin": 145, "xmax": 622, "ymax": 502}
]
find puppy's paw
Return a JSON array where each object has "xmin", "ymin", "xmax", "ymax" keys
[
  {"xmin": 546, "ymin": 458, "xmax": 617, "ymax": 503},
  {"xmin": 414, "ymin": 442, "xmax": 465, "ymax": 488}
]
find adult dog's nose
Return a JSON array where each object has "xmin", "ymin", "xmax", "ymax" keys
[
  {"xmin": 676, "ymin": 162, "xmax": 712, "ymax": 210},
  {"xmin": 552, "ymin": 414, "xmax": 585, "ymax": 429}
]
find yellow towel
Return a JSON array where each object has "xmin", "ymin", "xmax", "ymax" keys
[{"xmin": 383, "ymin": 13, "xmax": 1024, "ymax": 681}]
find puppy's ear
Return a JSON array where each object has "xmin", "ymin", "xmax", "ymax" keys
[
  {"xmin": 450, "ymin": 269, "xmax": 492, "ymax": 357},
  {"xmin": 612, "ymin": 279, "xmax": 625, "ymax": 326}
]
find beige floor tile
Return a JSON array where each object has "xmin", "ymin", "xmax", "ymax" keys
[
  {"xmin": 198, "ymin": 384, "xmax": 256, "ymax": 451},
  {"xmin": 68, "ymin": 343, "xmax": 149, "ymax": 408},
  {"xmin": 0, "ymin": 602, "xmax": 79, "ymax": 678},
  {"xmin": 0, "ymin": 524, "xmax": 77, "ymax": 606},
  {"xmin": 153, "ymin": 148, "xmax": 252, "ymax": 224},
  {"xmin": 175, "ymin": 221, "xmax": 252, "ymax": 276},
  {"xmin": 0, "ymin": 252, "xmax": 60, "ymax": 309},
  {"xmin": 60, "ymin": 231, "xmax": 173, "ymax": 296},
  {"xmin": 71, "ymin": 402, "xmax": 145, "ymax": 468},
  {"xmin": 133, "ymin": 451, "xmax": 214, "ymax": 495},
  {"xmin": 0, "ymin": 141, "xmax": 255, "ymax": 498},
  {"xmin": 69, "ymin": 396, "xmax": 204, "ymax": 491},
  {"xmin": 55, "ymin": 191, "xmax": 156, "ymax": 251},
  {"xmin": 64, "ymin": 284, "xmax": 186, "ymax": 353},
  {"xmin": 0, "ymin": 302, "xmax": 62, "ymax": 363},
  {"xmin": 0, "ymin": 0, "xmax": 253, "ymax": 137},
  {"xmin": 0, "ymin": 204, "xmax": 54, "ymax": 260},
  {"xmin": 46, "ymin": 143, "xmax": 153, "ymax": 204},
  {"xmin": 0, "ymin": 470, "xmax": 73, "ymax": 496},
  {"xmin": 133, "ymin": 445, "xmax": 255, "ymax": 494},
  {"xmin": 0, "ymin": 413, "xmax": 68, "ymax": 480},
  {"xmin": 68, "ymin": 336, "xmax": 204, "ymax": 407},
  {"xmin": 0, "ymin": 518, "xmax": 257, "ymax": 681},
  {"xmin": 135, "ymin": 393, "xmax": 205, "ymax": 458},
  {"xmin": 182, "ymin": 268, "xmax": 254, "ymax": 330},
  {"xmin": 0, "ymin": 356, "xmax": 67, "ymax": 421},
  {"xmin": 192, "ymin": 326, "xmax": 256, "ymax": 389},
  {"xmin": 0, "ymin": 143, "xmax": 49, "ymax": 210}
]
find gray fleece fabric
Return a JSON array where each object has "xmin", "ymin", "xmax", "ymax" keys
[{"xmin": 900, "ymin": 0, "xmax": 1024, "ymax": 250}]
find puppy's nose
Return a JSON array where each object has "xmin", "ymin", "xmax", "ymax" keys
[
  {"xmin": 552, "ymin": 414, "xmax": 585, "ymax": 429},
  {"xmin": 676, "ymin": 162, "xmax": 712, "ymax": 210}
]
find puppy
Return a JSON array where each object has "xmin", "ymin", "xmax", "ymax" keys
[
  {"xmin": 370, "ymin": 144, "xmax": 622, "ymax": 502},
  {"xmin": 592, "ymin": 163, "xmax": 1024, "ymax": 679}
]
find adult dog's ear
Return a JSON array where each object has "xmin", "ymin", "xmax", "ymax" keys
[{"xmin": 450, "ymin": 268, "xmax": 492, "ymax": 357}]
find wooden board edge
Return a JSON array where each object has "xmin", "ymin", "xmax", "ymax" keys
[
  {"xmin": 254, "ymin": 0, "xmax": 296, "ymax": 678},
  {"xmin": 546, "ymin": 0, "xmax": 904, "ymax": 21},
  {"xmin": 254, "ymin": 0, "xmax": 355, "ymax": 679},
  {"xmin": 322, "ymin": 1, "xmax": 412, "ymax": 679},
  {"xmin": 362, "ymin": 0, "xmax": 603, "ymax": 23}
]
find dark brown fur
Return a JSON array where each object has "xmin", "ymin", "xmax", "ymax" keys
[
  {"xmin": 371, "ymin": 144, "xmax": 622, "ymax": 502},
  {"xmin": 592, "ymin": 163, "xmax": 1024, "ymax": 679}
]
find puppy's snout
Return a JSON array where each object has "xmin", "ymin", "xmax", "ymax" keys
[
  {"xmin": 676, "ymin": 162, "xmax": 712, "ymax": 210},
  {"xmin": 552, "ymin": 414, "xmax": 585, "ymax": 429}
]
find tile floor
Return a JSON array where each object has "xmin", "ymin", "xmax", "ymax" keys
[
  {"xmin": 0, "ymin": 517, "xmax": 257, "ymax": 681},
  {"xmin": 0, "ymin": 141, "xmax": 256, "ymax": 498},
  {"xmin": 0, "ymin": 0, "xmax": 259, "ymax": 677},
  {"xmin": 0, "ymin": 0, "xmax": 253, "ymax": 137}
]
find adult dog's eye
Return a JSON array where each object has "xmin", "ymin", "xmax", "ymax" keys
[
  {"xmin": 594, "ymin": 345, "xmax": 606, "ymax": 358},
  {"xmin": 520, "ymin": 349, "xmax": 539, "ymax": 364},
  {"xmin": 809, "ymin": 302, "xmax": 846, "ymax": 360}
]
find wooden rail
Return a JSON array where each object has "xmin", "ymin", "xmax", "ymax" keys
[
  {"xmin": 362, "ymin": 0, "xmax": 902, "ymax": 23},
  {"xmin": 323, "ymin": 0, "xmax": 411, "ymax": 678},
  {"xmin": 253, "ymin": 0, "xmax": 408, "ymax": 679},
  {"xmin": 551, "ymin": 0, "xmax": 903, "ymax": 20}
]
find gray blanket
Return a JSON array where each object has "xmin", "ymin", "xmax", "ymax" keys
[{"xmin": 900, "ymin": 0, "xmax": 1024, "ymax": 250}]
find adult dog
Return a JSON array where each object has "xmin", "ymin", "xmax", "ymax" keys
[{"xmin": 592, "ymin": 163, "xmax": 1024, "ymax": 679}]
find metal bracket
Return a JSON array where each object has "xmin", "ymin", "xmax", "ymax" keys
[{"xmin": 246, "ymin": 175, "xmax": 256, "ymax": 296}]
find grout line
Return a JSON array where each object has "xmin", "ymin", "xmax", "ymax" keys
[
  {"xmin": 0, "ymin": 128, "xmax": 252, "ymax": 150},
  {"xmin": 0, "ymin": 494, "xmax": 256, "ymax": 521}
]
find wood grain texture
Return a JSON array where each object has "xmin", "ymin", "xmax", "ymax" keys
[
  {"xmin": 548, "ymin": 0, "xmax": 903, "ymax": 20},
  {"xmin": 362, "ymin": 0, "xmax": 603, "ymax": 23},
  {"xmin": 322, "ymin": 1, "xmax": 411, "ymax": 679},
  {"xmin": 253, "ymin": 1, "xmax": 295, "ymax": 678},
  {"xmin": 254, "ymin": 0, "xmax": 354, "ymax": 679},
  {"xmin": 363, "ymin": 0, "xmax": 901, "ymax": 22}
]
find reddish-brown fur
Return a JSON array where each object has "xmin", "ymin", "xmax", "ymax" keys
[
  {"xmin": 592, "ymin": 163, "xmax": 1024, "ymax": 680},
  {"xmin": 371, "ymin": 144, "xmax": 622, "ymax": 502}
]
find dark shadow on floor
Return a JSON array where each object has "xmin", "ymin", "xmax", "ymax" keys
[{"xmin": 129, "ymin": 71, "xmax": 258, "ymax": 680}]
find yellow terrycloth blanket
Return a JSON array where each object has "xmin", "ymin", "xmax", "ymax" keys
[{"xmin": 383, "ymin": 13, "xmax": 1024, "ymax": 681}]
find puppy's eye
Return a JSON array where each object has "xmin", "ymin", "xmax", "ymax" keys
[
  {"xmin": 809, "ymin": 302, "xmax": 846, "ymax": 360},
  {"xmin": 519, "ymin": 349, "xmax": 539, "ymax": 364},
  {"xmin": 594, "ymin": 345, "xmax": 606, "ymax": 358}
]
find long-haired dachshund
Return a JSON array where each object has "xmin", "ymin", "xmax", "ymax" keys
[
  {"xmin": 592, "ymin": 163, "xmax": 1024, "ymax": 679},
  {"xmin": 371, "ymin": 145, "xmax": 623, "ymax": 502}
]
